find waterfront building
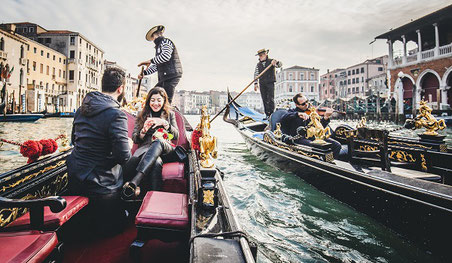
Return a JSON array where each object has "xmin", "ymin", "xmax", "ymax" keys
[
  {"xmin": 275, "ymin": 66, "xmax": 319, "ymax": 105},
  {"xmin": 374, "ymin": 4, "xmax": 452, "ymax": 116},
  {"xmin": 25, "ymin": 37, "xmax": 67, "ymax": 113},
  {"xmin": 319, "ymin": 68, "xmax": 344, "ymax": 101},
  {"xmin": 2, "ymin": 22, "xmax": 105, "ymax": 112},
  {"xmin": 0, "ymin": 25, "xmax": 28, "ymax": 113},
  {"xmin": 236, "ymin": 91, "xmax": 263, "ymax": 112}
]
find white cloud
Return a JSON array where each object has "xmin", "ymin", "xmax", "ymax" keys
[{"xmin": 1, "ymin": 0, "xmax": 450, "ymax": 92}]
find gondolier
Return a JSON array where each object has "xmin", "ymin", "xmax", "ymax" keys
[
  {"xmin": 138, "ymin": 25, "xmax": 182, "ymax": 103},
  {"xmin": 253, "ymin": 49, "xmax": 282, "ymax": 118}
]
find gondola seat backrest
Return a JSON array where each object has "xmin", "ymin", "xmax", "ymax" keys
[
  {"xmin": 172, "ymin": 110, "xmax": 190, "ymax": 150},
  {"xmin": 269, "ymin": 109, "xmax": 289, "ymax": 133}
]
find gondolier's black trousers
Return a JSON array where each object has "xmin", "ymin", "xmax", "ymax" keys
[
  {"xmin": 259, "ymin": 82, "xmax": 275, "ymax": 117},
  {"xmin": 156, "ymin": 76, "xmax": 181, "ymax": 104}
]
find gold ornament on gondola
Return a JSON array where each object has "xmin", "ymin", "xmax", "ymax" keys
[
  {"xmin": 199, "ymin": 106, "xmax": 218, "ymax": 168},
  {"xmin": 121, "ymin": 96, "xmax": 147, "ymax": 115},
  {"xmin": 411, "ymin": 100, "xmax": 446, "ymax": 136},
  {"xmin": 357, "ymin": 117, "xmax": 367, "ymax": 128},
  {"xmin": 306, "ymin": 106, "xmax": 331, "ymax": 144},
  {"xmin": 274, "ymin": 123, "xmax": 282, "ymax": 140}
]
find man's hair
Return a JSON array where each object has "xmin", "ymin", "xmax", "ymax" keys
[
  {"xmin": 293, "ymin": 93, "xmax": 306, "ymax": 104},
  {"xmin": 102, "ymin": 67, "xmax": 125, "ymax": 93}
]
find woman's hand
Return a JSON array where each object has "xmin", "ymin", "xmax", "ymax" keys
[{"xmin": 144, "ymin": 118, "xmax": 169, "ymax": 130}]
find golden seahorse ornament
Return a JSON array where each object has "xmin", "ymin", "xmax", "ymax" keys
[{"xmin": 199, "ymin": 106, "xmax": 218, "ymax": 168}]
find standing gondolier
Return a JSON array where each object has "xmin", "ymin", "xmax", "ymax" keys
[
  {"xmin": 254, "ymin": 49, "xmax": 282, "ymax": 118},
  {"xmin": 138, "ymin": 25, "xmax": 182, "ymax": 103}
]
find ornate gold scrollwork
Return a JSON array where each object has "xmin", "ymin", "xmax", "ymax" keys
[
  {"xmin": 389, "ymin": 151, "xmax": 416, "ymax": 163},
  {"xmin": 274, "ymin": 123, "xmax": 282, "ymax": 140},
  {"xmin": 202, "ymin": 190, "xmax": 214, "ymax": 205},
  {"xmin": 357, "ymin": 117, "xmax": 367, "ymax": 128},
  {"xmin": 263, "ymin": 133, "xmax": 324, "ymax": 161},
  {"xmin": 387, "ymin": 141, "xmax": 432, "ymax": 149},
  {"xmin": 345, "ymin": 129, "xmax": 358, "ymax": 138},
  {"xmin": 420, "ymin": 154, "xmax": 427, "ymax": 171},
  {"xmin": 0, "ymin": 172, "xmax": 68, "ymax": 227},
  {"xmin": 439, "ymin": 144, "xmax": 447, "ymax": 153},
  {"xmin": 412, "ymin": 100, "xmax": 446, "ymax": 136},
  {"xmin": 359, "ymin": 145, "xmax": 378, "ymax": 152},
  {"xmin": 0, "ymin": 160, "xmax": 66, "ymax": 193}
]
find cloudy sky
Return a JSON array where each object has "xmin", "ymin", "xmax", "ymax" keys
[{"xmin": 1, "ymin": 0, "xmax": 450, "ymax": 92}]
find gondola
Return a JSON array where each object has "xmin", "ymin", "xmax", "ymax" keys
[
  {"xmin": 0, "ymin": 108, "xmax": 256, "ymax": 262},
  {"xmin": 223, "ymin": 93, "xmax": 451, "ymax": 260},
  {"xmin": 43, "ymin": 112, "xmax": 75, "ymax": 118},
  {"xmin": 0, "ymin": 113, "xmax": 44, "ymax": 122}
]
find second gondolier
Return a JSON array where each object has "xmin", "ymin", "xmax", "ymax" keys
[
  {"xmin": 253, "ymin": 48, "xmax": 282, "ymax": 118},
  {"xmin": 138, "ymin": 25, "xmax": 182, "ymax": 103}
]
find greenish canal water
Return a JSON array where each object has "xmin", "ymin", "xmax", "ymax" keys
[{"xmin": 0, "ymin": 116, "xmax": 450, "ymax": 262}]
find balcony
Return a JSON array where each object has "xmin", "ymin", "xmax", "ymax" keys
[{"xmin": 390, "ymin": 43, "xmax": 452, "ymax": 69}]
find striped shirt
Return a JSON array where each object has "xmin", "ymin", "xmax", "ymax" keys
[
  {"xmin": 144, "ymin": 38, "xmax": 174, "ymax": 75},
  {"xmin": 254, "ymin": 60, "xmax": 282, "ymax": 84}
]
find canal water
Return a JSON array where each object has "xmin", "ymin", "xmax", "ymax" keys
[{"xmin": 1, "ymin": 116, "xmax": 450, "ymax": 262}]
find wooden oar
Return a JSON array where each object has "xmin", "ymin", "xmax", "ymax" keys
[
  {"xmin": 210, "ymin": 63, "xmax": 273, "ymax": 123},
  {"xmin": 135, "ymin": 66, "xmax": 145, "ymax": 98}
]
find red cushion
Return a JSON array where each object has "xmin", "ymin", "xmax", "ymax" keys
[
  {"xmin": 135, "ymin": 191, "xmax": 189, "ymax": 230},
  {"xmin": 162, "ymin": 162, "xmax": 187, "ymax": 193},
  {"xmin": 1, "ymin": 230, "xmax": 58, "ymax": 263},
  {"xmin": 173, "ymin": 111, "xmax": 190, "ymax": 150},
  {"xmin": 7, "ymin": 196, "xmax": 89, "ymax": 230}
]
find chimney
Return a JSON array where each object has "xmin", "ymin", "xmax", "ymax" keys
[
  {"xmin": 327, "ymin": 69, "xmax": 330, "ymax": 73},
  {"xmin": 5, "ymin": 24, "xmax": 16, "ymax": 33}
]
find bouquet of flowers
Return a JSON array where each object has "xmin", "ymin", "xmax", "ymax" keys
[{"xmin": 152, "ymin": 128, "xmax": 175, "ymax": 145}]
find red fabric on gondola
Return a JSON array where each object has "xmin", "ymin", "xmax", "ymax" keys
[
  {"xmin": 135, "ymin": 191, "xmax": 189, "ymax": 230},
  {"xmin": 173, "ymin": 110, "xmax": 189, "ymax": 150},
  {"xmin": 1, "ymin": 230, "xmax": 58, "ymax": 263},
  {"xmin": 7, "ymin": 196, "xmax": 89, "ymax": 231},
  {"xmin": 162, "ymin": 162, "xmax": 187, "ymax": 193}
]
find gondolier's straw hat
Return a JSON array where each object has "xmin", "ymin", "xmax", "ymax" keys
[
  {"xmin": 146, "ymin": 25, "xmax": 165, "ymax": 41},
  {"xmin": 255, "ymin": 48, "xmax": 269, "ymax": 56}
]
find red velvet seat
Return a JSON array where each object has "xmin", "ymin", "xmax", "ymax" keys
[
  {"xmin": 162, "ymin": 162, "xmax": 187, "ymax": 193},
  {"xmin": 7, "ymin": 196, "xmax": 89, "ymax": 231},
  {"xmin": 1, "ymin": 230, "xmax": 58, "ymax": 263},
  {"xmin": 135, "ymin": 191, "xmax": 189, "ymax": 230}
]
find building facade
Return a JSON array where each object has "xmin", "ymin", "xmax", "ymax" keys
[
  {"xmin": 0, "ymin": 25, "xmax": 28, "ymax": 113},
  {"xmin": 4, "ymin": 22, "xmax": 105, "ymax": 112},
  {"xmin": 26, "ymin": 38, "xmax": 67, "ymax": 112},
  {"xmin": 375, "ymin": 4, "xmax": 452, "ymax": 115},
  {"xmin": 275, "ymin": 66, "xmax": 319, "ymax": 105}
]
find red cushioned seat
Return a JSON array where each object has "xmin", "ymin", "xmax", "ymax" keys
[
  {"xmin": 162, "ymin": 162, "xmax": 187, "ymax": 193},
  {"xmin": 135, "ymin": 191, "xmax": 189, "ymax": 230},
  {"xmin": 7, "ymin": 196, "xmax": 89, "ymax": 231},
  {"xmin": 1, "ymin": 230, "xmax": 58, "ymax": 263}
]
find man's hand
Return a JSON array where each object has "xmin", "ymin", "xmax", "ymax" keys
[
  {"xmin": 271, "ymin": 59, "xmax": 278, "ymax": 66},
  {"xmin": 324, "ymin": 108, "xmax": 333, "ymax": 120},
  {"xmin": 138, "ymin": 60, "xmax": 151, "ymax": 67},
  {"xmin": 298, "ymin": 112, "xmax": 309, "ymax": 120},
  {"xmin": 138, "ymin": 72, "xmax": 144, "ymax": 80},
  {"xmin": 254, "ymin": 83, "xmax": 259, "ymax": 92}
]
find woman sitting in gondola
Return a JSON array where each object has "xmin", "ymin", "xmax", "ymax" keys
[{"xmin": 122, "ymin": 87, "xmax": 179, "ymax": 198}]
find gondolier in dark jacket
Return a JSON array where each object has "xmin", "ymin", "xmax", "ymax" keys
[
  {"xmin": 138, "ymin": 25, "xmax": 182, "ymax": 103},
  {"xmin": 67, "ymin": 67, "xmax": 131, "ymax": 234},
  {"xmin": 254, "ymin": 49, "xmax": 282, "ymax": 118},
  {"xmin": 280, "ymin": 93, "xmax": 342, "ymax": 158}
]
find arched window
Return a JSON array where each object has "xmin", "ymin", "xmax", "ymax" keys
[
  {"xmin": 19, "ymin": 69, "xmax": 23, "ymax": 86},
  {"xmin": 20, "ymin": 45, "xmax": 24, "ymax": 58},
  {"xmin": 0, "ymin": 38, "xmax": 4, "ymax": 51}
]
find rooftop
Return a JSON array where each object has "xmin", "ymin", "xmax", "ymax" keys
[{"xmin": 285, "ymin": 65, "xmax": 319, "ymax": 71}]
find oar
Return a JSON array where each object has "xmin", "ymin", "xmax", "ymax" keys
[
  {"xmin": 210, "ymin": 63, "xmax": 273, "ymax": 123},
  {"xmin": 135, "ymin": 66, "xmax": 145, "ymax": 98}
]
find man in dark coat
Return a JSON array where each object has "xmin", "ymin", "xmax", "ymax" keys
[
  {"xmin": 138, "ymin": 25, "xmax": 182, "ymax": 103},
  {"xmin": 67, "ymin": 67, "xmax": 131, "ymax": 234},
  {"xmin": 280, "ymin": 93, "xmax": 342, "ymax": 158},
  {"xmin": 254, "ymin": 49, "xmax": 282, "ymax": 118}
]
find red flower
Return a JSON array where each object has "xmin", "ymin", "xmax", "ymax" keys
[
  {"xmin": 191, "ymin": 129, "xmax": 202, "ymax": 151},
  {"xmin": 157, "ymin": 128, "xmax": 164, "ymax": 132},
  {"xmin": 163, "ymin": 133, "xmax": 168, "ymax": 139}
]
